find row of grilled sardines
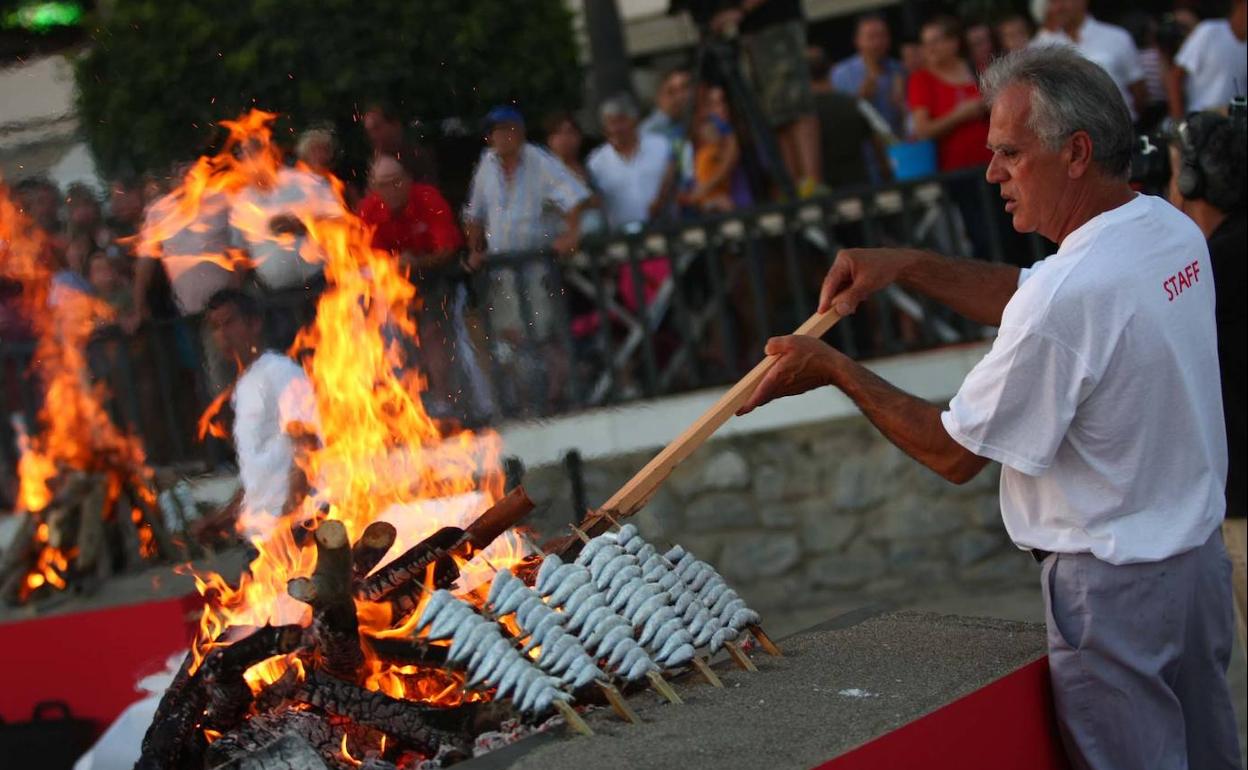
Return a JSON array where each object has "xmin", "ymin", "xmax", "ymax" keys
[{"xmin": 413, "ymin": 523, "xmax": 762, "ymax": 717}]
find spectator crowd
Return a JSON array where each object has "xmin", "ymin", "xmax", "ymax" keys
[{"xmin": 2, "ymin": 0, "xmax": 1245, "ymax": 468}]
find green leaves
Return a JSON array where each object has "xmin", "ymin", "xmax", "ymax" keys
[{"xmin": 75, "ymin": 0, "xmax": 582, "ymax": 177}]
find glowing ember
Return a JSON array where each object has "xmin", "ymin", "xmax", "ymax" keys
[{"xmin": 158, "ymin": 111, "xmax": 530, "ymax": 707}]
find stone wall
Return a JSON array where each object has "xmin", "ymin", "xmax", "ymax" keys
[{"xmin": 517, "ymin": 413, "xmax": 1038, "ymax": 617}]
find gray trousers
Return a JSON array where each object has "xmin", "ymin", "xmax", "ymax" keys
[{"xmin": 1042, "ymin": 530, "xmax": 1242, "ymax": 770}]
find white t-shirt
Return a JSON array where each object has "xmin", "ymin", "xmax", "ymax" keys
[
  {"xmin": 232, "ymin": 351, "xmax": 320, "ymax": 536},
  {"xmin": 143, "ymin": 190, "xmax": 235, "ymax": 315},
  {"xmin": 942, "ymin": 195, "xmax": 1226, "ymax": 565},
  {"xmin": 586, "ymin": 133, "xmax": 671, "ymax": 230},
  {"xmin": 229, "ymin": 167, "xmax": 343, "ymax": 291},
  {"xmin": 1175, "ymin": 19, "xmax": 1248, "ymax": 112},
  {"xmin": 1034, "ymin": 17, "xmax": 1145, "ymax": 120}
]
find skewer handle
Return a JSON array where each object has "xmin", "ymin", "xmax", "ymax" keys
[
  {"xmin": 597, "ymin": 681, "xmax": 642, "ymax": 724},
  {"xmin": 553, "ymin": 699, "xmax": 595, "ymax": 736},
  {"xmin": 580, "ymin": 309, "xmax": 842, "ymax": 537},
  {"xmin": 748, "ymin": 624, "xmax": 782, "ymax": 657},
  {"xmin": 723, "ymin": 640, "xmax": 758, "ymax": 672},
  {"xmin": 646, "ymin": 670, "xmax": 683, "ymax": 705},
  {"xmin": 690, "ymin": 656, "xmax": 725, "ymax": 687}
]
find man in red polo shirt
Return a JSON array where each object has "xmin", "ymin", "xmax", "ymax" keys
[{"xmin": 358, "ymin": 156, "xmax": 493, "ymax": 421}]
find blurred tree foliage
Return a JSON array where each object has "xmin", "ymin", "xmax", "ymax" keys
[{"xmin": 75, "ymin": 0, "xmax": 582, "ymax": 177}]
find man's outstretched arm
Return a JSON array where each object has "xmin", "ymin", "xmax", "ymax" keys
[
  {"xmin": 738, "ymin": 336, "xmax": 988, "ymax": 484},
  {"xmin": 822, "ymin": 248, "xmax": 1020, "ymax": 327}
]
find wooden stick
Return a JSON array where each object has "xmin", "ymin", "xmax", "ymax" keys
[
  {"xmin": 568, "ymin": 309, "xmax": 840, "ymax": 541},
  {"xmin": 748, "ymin": 624, "xmax": 783, "ymax": 657},
  {"xmin": 597, "ymin": 681, "xmax": 642, "ymax": 724},
  {"xmin": 552, "ymin": 699, "xmax": 594, "ymax": 736},
  {"xmin": 690, "ymin": 656, "xmax": 726, "ymax": 686},
  {"xmin": 646, "ymin": 670, "xmax": 683, "ymax": 705},
  {"xmin": 569, "ymin": 524, "xmax": 591, "ymax": 544},
  {"xmin": 723, "ymin": 640, "xmax": 758, "ymax": 672}
]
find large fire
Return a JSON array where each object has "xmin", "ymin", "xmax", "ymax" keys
[
  {"xmin": 145, "ymin": 111, "xmax": 528, "ymax": 708},
  {"xmin": 1, "ymin": 179, "xmax": 156, "ymax": 600}
]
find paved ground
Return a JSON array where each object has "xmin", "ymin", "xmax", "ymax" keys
[
  {"xmin": 759, "ymin": 585, "xmax": 1247, "ymax": 770},
  {"xmin": 463, "ymin": 612, "xmax": 1049, "ymax": 770}
]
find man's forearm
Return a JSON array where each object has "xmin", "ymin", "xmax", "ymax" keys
[
  {"xmin": 897, "ymin": 250, "xmax": 1019, "ymax": 326},
  {"xmin": 830, "ymin": 355, "xmax": 988, "ymax": 484}
]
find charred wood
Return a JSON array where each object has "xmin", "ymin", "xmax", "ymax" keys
[
  {"xmin": 209, "ymin": 733, "xmax": 331, "ymax": 770},
  {"xmin": 351, "ymin": 521, "xmax": 397, "ymax": 581},
  {"xmin": 290, "ymin": 669, "xmax": 472, "ymax": 758},
  {"xmin": 364, "ymin": 636, "xmax": 449, "ymax": 668},
  {"xmin": 354, "ymin": 526, "xmax": 464, "ymax": 603},
  {"xmin": 203, "ymin": 625, "xmax": 304, "ymax": 732},
  {"xmin": 288, "ymin": 520, "xmax": 364, "ymax": 680},
  {"xmin": 0, "ymin": 513, "xmax": 39, "ymax": 604}
]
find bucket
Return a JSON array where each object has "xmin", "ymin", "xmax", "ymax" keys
[{"xmin": 888, "ymin": 140, "xmax": 938, "ymax": 180}]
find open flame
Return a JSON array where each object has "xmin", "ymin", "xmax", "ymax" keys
[
  {"xmin": 1, "ymin": 179, "xmax": 155, "ymax": 600},
  {"xmin": 161, "ymin": 111, "xmax": 528, "ymax": 706}
]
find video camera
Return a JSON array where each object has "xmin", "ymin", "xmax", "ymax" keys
[{"xmin": 1131, "ymin": 96, "xmax": 1247, "ymax": 197}]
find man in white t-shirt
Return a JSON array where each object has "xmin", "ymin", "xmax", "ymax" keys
[
  {"xmin": 1166, "ymin": 0, "xmax": 1247, "ymax": 118},
  {"xmin": 739, "ymin": 46, "xmax": 1240, "ymax": 769},
  {"xmin": 1034, "ymin": 0, "xmax": 1147, "ymax": 121},
  {"xmin": 586, "ymin": 94, "xmax": 675, "ymax": 231},
  {"xmin": 203, "ymin": 289, "xmax": 319, "ymax": 540}
]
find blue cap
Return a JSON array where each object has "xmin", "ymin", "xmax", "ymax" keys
[{"xmin": 484, "ymin": 105, "xmax": 525, "ymax": 131}]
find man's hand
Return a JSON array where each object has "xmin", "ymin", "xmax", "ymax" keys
[
  {"xmin": 819, "ymin": 248, "xmax": 920, "ymax": 316},
  {"xmin": 952, "ymin": 97, "xmax": 986, "ymax": 123},
  {"xmin": 736, "ymin": 335, "xmax": 842, "ymax": 416}
]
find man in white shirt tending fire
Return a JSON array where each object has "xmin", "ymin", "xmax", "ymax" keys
[
  {"xmin": 201, "ymin": 289, "xmax": 320, "ymax": 540},
  {"xmin": 739, "ymin": 46, "xmax": 1240, "ymax": 769}
]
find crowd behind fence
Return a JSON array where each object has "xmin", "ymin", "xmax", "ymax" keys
[{"xmin": 0, "ymin": 167, "xmax": 1049, "ymax": 469}]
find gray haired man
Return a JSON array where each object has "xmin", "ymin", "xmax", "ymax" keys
[{"xmin": 738, "ymin": 46, "xmax": 1240, "ymax": 769}]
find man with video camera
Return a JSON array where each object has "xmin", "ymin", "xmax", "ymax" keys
[{"xmin": 1168, "ymin": 105, "xmax": 1247, "ymax": 650}]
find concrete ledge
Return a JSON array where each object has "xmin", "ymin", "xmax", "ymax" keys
[{"xmin": 499, "ymin": 342, "xmax": 992, "ymax": 469}]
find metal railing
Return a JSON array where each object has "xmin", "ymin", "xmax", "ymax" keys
[{"xmin": 0, "ymin": 168, "xmax": 1045, "ymax": 468}]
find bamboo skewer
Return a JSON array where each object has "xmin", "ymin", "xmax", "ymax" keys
[
  {"xmin": 553, "ymin": 699, "xmax": 594, "ymax": 736},
  {"xmin": 568, "ymin": 309, "xmax": 841, "ymax": 540}
]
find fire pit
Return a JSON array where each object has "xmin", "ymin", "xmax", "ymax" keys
[{"xmin": 1, "ymin": 183, "xmax": 173, "ymax": 607}]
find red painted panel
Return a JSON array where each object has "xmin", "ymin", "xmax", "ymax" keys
[
  {"xmin": 0, "ymin": 594, "xmax": 202, "ymax": 732},
  {"xmin": 816, "ymin": 657, "xmax": 1071, "ymax": 770}
]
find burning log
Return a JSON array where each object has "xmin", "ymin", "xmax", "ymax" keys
[
  {"xmin": 364, "ymin": 636, "xmax": 449, "ymax": 668},
  {"xmin": 0, "ymin": 512, "xmax": 38, "ymax": 603},
  {"xmin": 129, "ymin": 482, "xmax": 184, "ymax": 562},
  {"xmin": 351, "ymin": 521, "xmax": 397, "ymax": 580},
  {"xmin": 210, "ymin": 733, "xmax": 332, "ymax": 770},
  {"xmin": 356, "ymin": 487, "xmax": 535, "ymax": 604},
  {"xmin": 205, "ymin": 710, "xmax": 353, "ymax": 769},
  {"xmin": 287, "ymin": 520, "xmax": 364, "ymax": 680},
  {"xmin": 355, "ymin": 526, "xmax": 465, "ymax": 603},
  {"xmin": 203, "ymin": 625, "xmax": 305, "ymax": 732},
  {"xmin": 134, "ymin": 625, "xmax": 304, "ymax": 770},
  {"xmin": 73, "ymin": 475, "xmax": 112, "ymax": 585},
  {"xmin": 288, "ymin": 669, "xmax": 472, "ymax": 760}
]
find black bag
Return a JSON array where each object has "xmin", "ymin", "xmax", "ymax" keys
[{"xmin": 0, "ymin": 701, "xmax": 96, "ymax": 770}]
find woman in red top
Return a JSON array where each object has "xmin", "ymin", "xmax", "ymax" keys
[
  {"xmin": 907, "ymin": 15, "xmax": 992, "ymax": 172},
  {"xmin": 907, "ymin": 15, "xmax": 1000, "ymax": 260}
]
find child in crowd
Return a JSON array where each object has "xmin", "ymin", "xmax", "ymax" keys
[
  {"xmin": 87, "ymin": 251, "xmax": 132, "ymax": 317},
  {"xmin": 686, "ymin": 117, "xmax": 737, "ymax": 213}
]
